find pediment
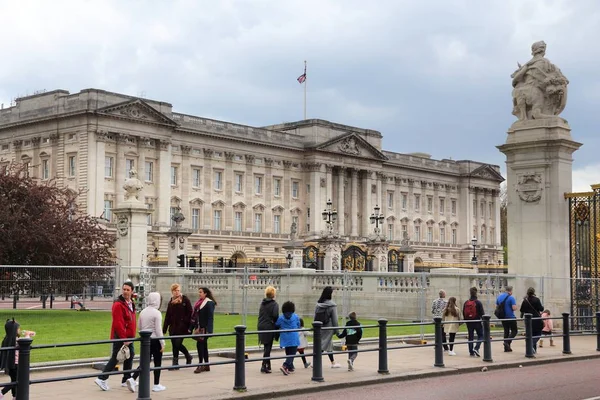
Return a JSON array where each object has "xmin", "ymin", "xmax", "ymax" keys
[
  {"xmin": 468, "ymin": 164, "xmax": 505, "ymax": 182},
  {"xmin": 232, "ymin": 201, "xmax": 246, "ymax": 209},
  {"xmin": 314, "ymin": 133, "xmax": 388, "ymax": 160},
  {"xmin": 98, "ymin": 99, "xmax": 178, "ymax": 126}
]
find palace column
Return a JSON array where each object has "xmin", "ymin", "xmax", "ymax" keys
[
  {"xmin": 116, "ymin": 134, "xmax": 128, "ymax": 205},
  {"xmin": 325, "ymin": 164, "xmax": 334, "ymax": 203},
  {"xmin": 309, "ymin": 162, "xmax": 323, "ymax": 237},
  {"xmin": 244, "ymin": 155, "xmax": 255, "ymax": 231},
  {"xmin": 350, "ymin": 169, "xmax": 359, "ymax": 237},
  {"xmin": 157, "ymin": 139, "xmax": 172, "ymax": 226},
  {"xmin": 362, "ymin": 170, "xmax": 374, "ymax": 237},
  {"xmin": 337, "ymin": 166, "xmax": 346, "ymax": 236},
  {"xmin": 202, "ymin": 148, "xmax": 214, "ymax": 229},
  {"xmin": 264, "ymin": 158, "xmax": 274, "ymax": 232},
  {"xmin": 93, "ymin": 131, "xmax": 107, "ymax": 217}
]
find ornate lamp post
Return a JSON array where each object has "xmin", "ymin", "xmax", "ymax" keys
[
  {"xmin": 286, "ymin": 253, "xmax": 293, "ymax": 268},
  {"xmin": 370, "ymin": 204, "xmax": 384, "ymax": 236},
  {"xmin": 322, "ymin": 199, "xmax": 338, "ymax": 235},
  {"xmin": 471, "ymin": 236, "xmax": 478, "ymax": 272}
]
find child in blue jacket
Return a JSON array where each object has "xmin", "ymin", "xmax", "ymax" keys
[{"xmin": 275, "ymin": 301, "xmax": 300, "ymax": 375}]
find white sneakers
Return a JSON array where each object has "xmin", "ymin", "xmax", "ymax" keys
[
  {"xmin": 347, "ymin": 359, "xmax": 354, "ymax": 371},
  {"xmin": 331, "ymin": 362, "xmax": 341, "ymax": 368},
  {"xmin": 95, "ymin": 378, "xmax": 110, "ymax": 391},
  {"xmin": 448, "ymin": 350, "xmax": 457, "ymax": 356},
  {"xmin": 126, "ymin": 378, "xmax": 136, "ymax": 393},
  {"xmin": 153, "ymin": 384, "xmax": 167, "ymax": 392}
]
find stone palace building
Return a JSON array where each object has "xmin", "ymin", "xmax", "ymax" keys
[{"xmin": 0, "ymin": 89, "xmax": 504, "ymax": 270}]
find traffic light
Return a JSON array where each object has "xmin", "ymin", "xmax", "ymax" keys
[
  {"xmin": 217, "ymin": 257, "xmax": 224, "ymax": 271},
  {"xmin": 177, "ymin": 254, "xmax": 185, "ymax": 268}
]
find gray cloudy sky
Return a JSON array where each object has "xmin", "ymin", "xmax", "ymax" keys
[{"xmin": 1, "ymin": 0, "xmax": 599, "ymax": 190}]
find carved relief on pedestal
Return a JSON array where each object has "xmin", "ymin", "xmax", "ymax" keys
[
  {"xmin": 516, "ymin": 172, "xmax": 543, "ymax": 202},
  {"xmin": 117, "ymin": 215, "xmax": 129, "ymax": 237}
]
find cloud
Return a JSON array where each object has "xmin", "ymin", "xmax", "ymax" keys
[{"xmin": 572, "ymin": 164, "xmax": 600, "ymax": 192}]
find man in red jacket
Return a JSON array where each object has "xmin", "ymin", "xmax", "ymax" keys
[{"xmin": 95, "ymin": 281, "xmax": 137, "ymax": 393}]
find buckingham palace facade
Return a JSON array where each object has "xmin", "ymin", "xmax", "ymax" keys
[{"xmin": 0, "ymin": 89, "xmax": 504, "ymax": 269}]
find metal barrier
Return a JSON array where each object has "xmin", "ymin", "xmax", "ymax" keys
[{"xmin": 4, "ymin": 312, "xmax": 600, "ymax": 400}]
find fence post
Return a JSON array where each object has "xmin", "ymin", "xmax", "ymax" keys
[
  {"xmin": 562, "ymin": 312, "xmax": 571, "ymax": 354},
  {"xmin": 311, "ymin": 321, "xmax": 324, "ymax": 382},
  {"xmin": 137, "ymin": 330, "xmax": 152, "ymax": 400},
  {"xmin": 378, "ymin": 318, "xmax": 389, "ymax": 374},
  {"xmin": 482, "ymin": 315, "xmax": 493, "ymax": 362},
  {"xmin": 524, "ymin": 313, "xmax": 534, "ymax": 358},
  {"xmin": 433, "ymin": 317, "xmax": 444, "ymax": 367},
  {"xmin": 16, "ymin": 337, "xmax": 33, "ymax": 400},
  {"xmin": 233, "ymin": 325, "xmax": 247, "ymax": 392},
  {"xmin": 596, "ymin": 312, "xmax": 600, "ymax": 352}
]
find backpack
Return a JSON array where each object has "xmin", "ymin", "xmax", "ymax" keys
[
  {"xmin": 464, "ymin": 300, "xmax": 478, "ymax": 320},
  {"xmin": 494, "ymin": 295, "xmax": 509, "ymax": 319},
  {"xmin": 314, "ymin": 306, "xmax": 330, "ymax": 325}
]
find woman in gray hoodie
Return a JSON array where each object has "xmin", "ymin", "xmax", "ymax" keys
[
  {"xmin": 133, "ymin": 292, "xmax": 166, "ymax": 392},
  {"xmin": 315, "ymin": 286, "xmax": 341, "ymax": 368}
]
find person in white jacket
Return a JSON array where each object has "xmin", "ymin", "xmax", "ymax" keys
[{"xmin": 133, "ymin": 292, "xmax": 166, "ymax": 392}]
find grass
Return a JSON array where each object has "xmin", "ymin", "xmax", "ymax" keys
[{"xmin": 0, "ymin": 310, "xmax": 440, "ymax": 363}]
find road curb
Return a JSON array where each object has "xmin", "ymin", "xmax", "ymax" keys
[{"xmin": 211, "ymin": 352, "xmax": 600, "ymax": 400}]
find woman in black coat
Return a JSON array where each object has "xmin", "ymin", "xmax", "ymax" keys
[
  {"xmin": 257, "ymin": 286, "xmax": 279, "ymax": 373},
  {"xmin": 520, "ymin": 287, "xmax": 544, "ymax": 352}
]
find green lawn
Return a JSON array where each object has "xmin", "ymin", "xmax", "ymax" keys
[{"xmin": 0, "ymin": 310, "xmax": 439, "ymax": 363}]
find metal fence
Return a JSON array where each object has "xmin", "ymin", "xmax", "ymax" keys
[{"xmin": 2, "ymin": 312, "xmax": 597, "ymax": 400}]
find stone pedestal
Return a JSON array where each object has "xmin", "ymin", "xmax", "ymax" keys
[
  {"xmin": 113, "ymin": 202, "xmax": 151, "ymax": 269},
  {"xmin": 283, "ymin": 238, "xmax": 305, "ymax": 269},
  {"xmin": 166, "ymin": 227, "xmax": 193, "ymax": 268},
  {"xmin": 316, "ymin": 237, "xmax": 344, "ymax": 272},
  {"xmin": 366, "ymin": 240, "xmax": 389, "ymax": 272},
  {"xmin": 498, "ymin": 118, "xmax": 582, "ymax": 313}
]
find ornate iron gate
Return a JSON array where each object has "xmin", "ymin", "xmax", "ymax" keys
[
  {"xmin": 567, "ymin": 185, "xmax": 600, "ymax": 330},
  {"xmin": 303, "ymin": 246, "xmax": 318, "ymax": 269},
  {"xmin": 342, "ymin": 245, "xmax": 367, "ymax": 271},
  {"xmin": 388, "ymin": 249, "xmax": 400, "ymax": 272}
]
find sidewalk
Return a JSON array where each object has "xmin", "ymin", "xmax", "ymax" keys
[{"xmin": 24, "ymin": 335, "xmax": 600, "ymax": 400}]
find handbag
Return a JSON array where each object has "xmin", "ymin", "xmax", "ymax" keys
[
  {"xmin": 193, "ymin": 327, "xmax": 206, "ymax": 342},
  {"xmin": 116, "ymin": 344, "xmax": 130, "ymax": 362}
]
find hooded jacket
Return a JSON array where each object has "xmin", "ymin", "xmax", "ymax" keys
[
  {"xmin": 275, "ymin": 312, "xmax": 300, "ymax": 348},
  {"xmin": 257, "ymin": 298, "xmax": 279, "ymax": 344},
  {"xmin": 138, "ymin": 292, "xmax": 165, "ymax": 348},
  {"xmin": 315, "ymin": 300, "xmax": 339, "ymax": 328},
  {"xmin": 111, "ymin": 294, "xmax": 137, "ymax": 340},
  {"xmin": 0, "ymin": 319, "xmax": 19, "ymax": 371}
]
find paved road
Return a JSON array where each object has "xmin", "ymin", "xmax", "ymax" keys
[{"xmin": 287, "ymin": 359, "xmax": 600, "ymax": 400}]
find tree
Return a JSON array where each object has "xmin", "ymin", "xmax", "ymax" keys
[
  {"xmin": 500, "ymin": 182, "xmax": 508, "ymax": 264},
  {"xmin": 0, "ymin": 163, "xmax": 115, "ymax": 297}
]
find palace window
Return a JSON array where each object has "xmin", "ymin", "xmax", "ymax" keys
[
  {"xmin": 451, "ymin": 199, "xmax": 457, "ymax": 215},
  {"xmin": 427, "ymin": 197, "xmax": 433, "ymax": 213},
  {"xmin": 126, "ymin": 159, "xmax": 135, "ymax": 174},
  {"xmin": 439, "ymin": 198, "xmax": 445, "ymax": 215},
  {"xmin": 171, "ymin": 166, "xmax": 178, "ymax": 186},
  {"xmin": 234, "ymin": 212, "xmax": 243, "ymax": 232},
  {"xmin": 68, "ymin": 156, "xmax": 76, "ymax": 177},
  {"xmin": 402, "ymin": 193, "xmax": 408, "ymax": 210},
  {"xmin": 452, "ymin": 228, "xmax": 457, "ymax": 244},
  {"xmin": 254, "ymin": 213, "xmax": 262, "ymax": 232},
  {"xmin": 255, "ymin": 175, "xmax": 263, "ymax": 194},
  {"xmin": 235, "ymin": 173, "xmax": 243, "ymax": 192},
  {"xmin": 440, "ymin": 227, "xmax": 446, "ymax": 244},
  {"xmin": 104, "ymin": 200, "xmax": 113, "ymax": 222},
  {"xmin": 191, "ymin": 208, "xmax": 200, "ymax": 230},
  {"xmin": 214, "ymin": 171, "xmax": 223, "ymax": 190},
  {"xmin": 414, "ymin": 195, "xmax": 421, "ymax": 211},
  {"xmin": 192, "ymin": 168, "xmax": 201, "ymax": 187},
  {"xmin": 170, "ymin": 207, "xmax": 178, "ymax": 227},
  {"xmin": 273, "ymin": 215, "xmax": 281, "ymax": 234},
  {"xmin": 402, "ymin": 224, "xmax": 408, "ymax": 239},
  {"xmin": 146, "ymin": 203, "xmax": 153, "ymax": 226},
  {"xmin": 145, "ymin": 161, "xmax": 154, "ymax": 182},
  {"xmin": 292, "ymin": 181, "xmax": 299, "ymax": 198},
  {"xmin": 387, "ymin": 192, "xmax": 394, "ymax": 209},
  {"xmin": 104, "ymin": 156, "xmax": 114, "ymax": 178},
  {"xmin": 41, "ymin": 159, "xmax": 50, "ymax": 180},
  {"xmin": 414, "ymin": 225, "xmax": 421, "ymax": 241},
  {"xmin": 427, "ymin": 226, "xmax": 433, "ymax": 242},
  {"xmin": 213, "ymin": 210, "xmax": 222, "ymax": 230},
  {"xmin": 274, "ymin": 178, "xmax": 281, "ymax": 196},
  {"xmin": 388, "ymin": 224, "xmax": 394, "ymax": 240}
]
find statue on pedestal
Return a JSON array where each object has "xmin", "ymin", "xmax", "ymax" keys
[
  {"xmin": 123, "ymin": 169, "xmax": 144, "ymax": 202},
  {"xmin": 511, "ymin": 41, "xmax": 568, "ymax": 121}
]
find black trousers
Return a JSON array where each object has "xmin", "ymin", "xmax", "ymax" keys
[
  {"xmin": 1, "ymin": 367, "xmax": 17, "ymax": 396},
  {"xmin": 262, "ymin": 341, "xmax": 273, "ymax": 369},
  {"xmin": 99, "ymin": 341, "xmax": 135, "ymax": 382},
  {"xmin": 502, "ymin": 319, "xmax": 518, "ymax": 347},
  {"xmin": 133, "ymin": 339, "xmax": 163, "ymax": 385},
  {"xmin": 170, "ymin": 337, "xmax": 191, "ymax": 364},
  {"xmin": 447, "ymin": 333, "xmax": 456, "ymax": 351},
  {"xmin": 442, "ymin": 328, "xmax": 448, "ymax": 351},
  {"xmin": 196, "ymin": 337, "xmax": 210, "ymax": 363}
]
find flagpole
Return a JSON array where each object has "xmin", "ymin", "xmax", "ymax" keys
[{"xmin": 303, "ymin": 60, "xmax": 307, "ymax": 120}]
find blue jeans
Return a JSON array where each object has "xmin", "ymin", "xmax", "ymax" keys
[
  {"xmin": 284, "ymin": 346, "xmax": 298, "ymax": 370},
  {"xmin": 466, "ymin": 322, "xmax": 483, "ymax": 355}
]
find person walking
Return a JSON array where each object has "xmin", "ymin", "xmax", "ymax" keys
[
  {"xmin": 162, "ymin": 283, "xmax": 193, "ymax": 369},
  {"xmin": 431, "ymin": 289, "xmax": 448, "ymax": 351},
  {"xmin": 539, "ymin": 309, "xmax": 555, "ymax": 348},
  {"xmin": 275, "ymin": 301, "xmax": 301, "ymax": 375},
  {"xmin": 337, "ymin": 311, "xmax": 362, "ymax": 371},
  {"xmin": 297, "ymin": 318, "xmax": 311, "ymax": 369},
  {"xmin": 0, "ymin": 319, "xmax": 36, "ymax": 400},
  {"xmin": 257, "ymin": 286, "xmax": 279, "ymax": 373},
  {"xmin": 191, "ymin": 287, "xmax": 216, "ymax": 373},
  {"xmin": 442, "ymin": 297, "xmax": 460, "ymax": 356},
  {"xmin": 463, "ymin": 287, "xmax": 485, "ymax": 357},
  {"xmin": 496, "ymin": 285, "xmax": 518, "ymax": 352},
  {"xmin": 520, "ymin": 287, "xmax": 544, "ymax": 353},
  {"xmin": 94, "ymin": 281, "xmax": 137, "ymax": 392},
  {"xmin": 133, "ymin": 292, "xmax": 166, "ymax": 392},
  {"xmin": 314, "ymin": 286, "xmax": 341, "ymax": 368}
]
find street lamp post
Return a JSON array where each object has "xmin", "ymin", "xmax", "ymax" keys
[
  {"xmin": 322, "ymin": 199, "xmax": 338, "ymax": 236},
  {"xmin": 286, "ymin": 253, "xmax": 293, "ymax": 268},
  {"xmin": 471, "ymin": 236, "xmax": 478, "ymax": 272},
  {"xmin": 370, "ymin": 204, "xmax": 385, "ymax": 237}
]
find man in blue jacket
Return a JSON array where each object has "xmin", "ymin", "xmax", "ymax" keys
[{"xmin": 496, "ymin": 285, "xmax": 518, "ymax": 352}]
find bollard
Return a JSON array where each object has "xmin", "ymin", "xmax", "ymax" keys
[
  {"xmin": 137, "ymin": 330, "xmax": 152, "ymax": 400},
  {"xmin": 12, "ymin": 293, "xmax": 17, "ymax": 310},
  {"xmin": 596, "ymin": 312, "xmax": 600, "ymax": 352},
  {"xmin": 524, "ymin": 313, "xmax": 534, "ymax": 358},
  {"xmin": 378, "ymin": 319, "xmax": 390, "ymax": 374},
  {"xmin": 311, "ymin": 321, "xmax": 324, "ymax": 382},
  {"xmin": 482, "ymin": 315, "xmax": 493, "ymax": 362},
  {"xmin": 16, "ymin": 337, "xmax": 33, "ymax": 400},
  {"xmin": 433, "ymin": 317, "xmax": 444, "ymax": 367},
  {"xmin": 233, "ymin": 325, "xmax": 247, "ymax": 392},
  {"xmin": 562, "ymin": 312, "xmax": 571, "ymax": 354}
]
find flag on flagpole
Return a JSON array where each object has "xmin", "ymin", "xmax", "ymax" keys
[{"xmin": 297, "ymin": 65, "xmax": 306, "ymax": 84}]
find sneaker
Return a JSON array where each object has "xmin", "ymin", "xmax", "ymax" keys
[
  {"xmin": 448, "ymin": 351, "xmax": 456, "ymax": 356},
  {"xmin": 304, "ymin": 362, "xmax": 311, "ymax": 369},
  {"xmin": 126, "ymin": 377, "xmax": 136, "ymax": 393},
  {"xmin": 347, "ymin": 359, "xmax": 354, "ymax": 371},
  {"xmin": 470, "ymin": 353, "xmax": 476, "ymax": 357},
  {"xmin": 280, "ymin": 366, "xmax": 289, "ymax": 375},
  {"xmin": 473, "ymin": 349, "xmax": 480, "ymax": 357},
  {"xmin": 152, "ymin": 384, "xmax": 167, "ymax": 392},
  {"xmin": 331, "ymin": 363, "xmax": 341, "ymax": 368},
  {"xmin": 95, "ymin": 378, "xmax": 110, "ymax": 391}
]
